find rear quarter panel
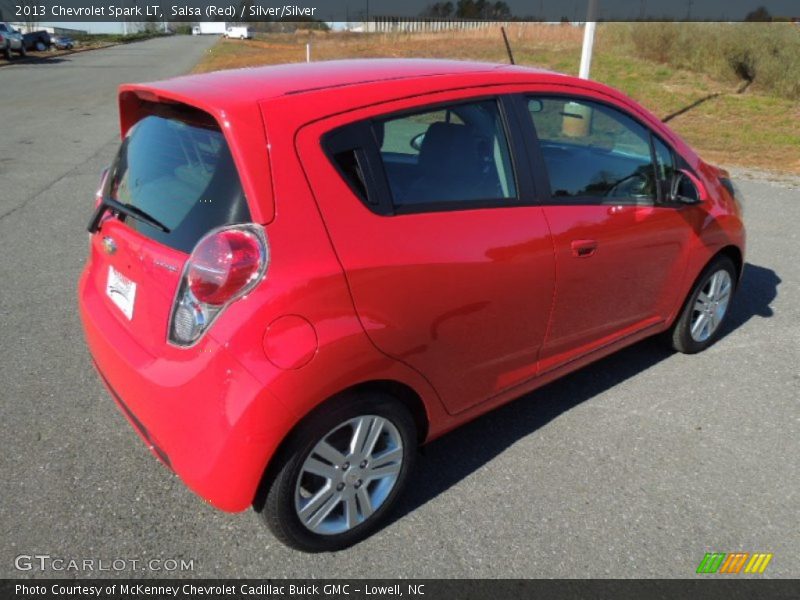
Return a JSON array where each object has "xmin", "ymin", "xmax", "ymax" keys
[{"xmin": 206, "ymin": 97, "xmax": 450, "ymax": 443}]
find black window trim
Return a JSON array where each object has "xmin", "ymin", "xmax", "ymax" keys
[
  {"xmin": 651, "ymin": 132, "xmax": 695, "ymax": 207},
  {"xmin": 652, "ymin": 131, "xmax": 675, "ymax": 204},
  {"xmin": 517, "ymin": 92, "xmax": 694, "ymax": 208},
  {"xmin": 322, "ymin": 94, "xmax": 538, "ymax": 217},
  {"xmin": 323, "ymin": 121, "xmax": 395, "ymax": 214}
]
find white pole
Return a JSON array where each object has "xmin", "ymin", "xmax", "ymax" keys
[
  {"xmin": 306, "ymin": 42, "xmax": 310, "ymax": 62},
  {"xmin": 578, "ymin": 0, "xmax": 598, "ymax": 80}
]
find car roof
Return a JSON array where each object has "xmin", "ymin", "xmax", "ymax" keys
[
  {"xmin": 116, "ymin": 58, "xmax": 687, "ymax": 227},
  {"xmin": 123, "ymin": 59, "xmax": 560, "ymax": 106},
  {"xmin": 119, "ymin": 59, "xmax": 576, "ymax": 224}
]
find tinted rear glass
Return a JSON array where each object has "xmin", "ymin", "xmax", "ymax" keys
[
  {"xmin": 374, "ymin": 99, "xmax": 517, "ymax": 208},
  {"xmin": 106, "ymin": 112, "xmax": 250, "ymax": 253}
]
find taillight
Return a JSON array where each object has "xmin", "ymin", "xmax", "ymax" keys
[
  {"xmin": 187, "ymin": 229, "xmax": 263, "ymax": 305},
  {"xmin": 169, "ymin": 225, "xmax": 268, "ymax": 346}
]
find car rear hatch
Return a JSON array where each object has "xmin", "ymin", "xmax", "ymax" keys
[{"xmin": 86, "ymin": 93, "xmax": 267, "ymax": 355}]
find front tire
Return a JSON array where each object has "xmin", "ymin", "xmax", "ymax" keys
[
  {"xmin": 17, "ymin": 44, "xmax": 26, "ymax": 57},
  {"xmin": 258, "ymin": 392, "xmax": 416, "ymax": 552},
  {"xmin": 669, "ymin": 255, "xmax": 737, "ymax": 354}
]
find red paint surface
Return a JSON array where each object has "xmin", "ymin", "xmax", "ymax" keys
[{"xmin": 79, "ymin": 60, "xmax": 745, "ymax": 511}]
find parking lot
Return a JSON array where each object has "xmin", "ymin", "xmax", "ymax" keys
[{"xmin": 0, "ymin": 35, "xmax": 798, "ymax": 577}]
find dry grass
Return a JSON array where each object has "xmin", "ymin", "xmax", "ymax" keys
[
  {"xmin": 193, "ymin": 24, "xmax": 800, "ymax": 175},
  {"xmin": 606, "ymin": 22, "xmax": 800, "ymax": 100},
  {"xmin": 191, "ymin": 24, "xmax": 584, "ymax": 71}
]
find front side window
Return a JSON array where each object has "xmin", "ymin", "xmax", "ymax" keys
[
  {"xmin": 527, "ymin": 97, "xmax": 657, "ymax": 202},
  {"xmin": 373, "ymin": 99, "xmax": 517, "ymax": 208}
]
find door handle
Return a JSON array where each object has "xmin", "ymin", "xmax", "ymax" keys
[{"xmin": 571, "ymin": 239, "xmax": 598, "ymax": 258}]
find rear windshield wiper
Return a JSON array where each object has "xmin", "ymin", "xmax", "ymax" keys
[{"xmin": 88, "ymin": 197, "xmax": 171, "ymax": 234}]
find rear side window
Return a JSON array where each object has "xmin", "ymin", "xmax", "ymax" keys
[
  {"xmin": 527, "ymin": 97, "xmax": 657, "ymax": 202},
  {"xmin": 373, "ymin": 100, "xmax": 517, "ymax": 208},
  {"xmin": 107, "ymin": 111, "xmax": 250, "ymax": 253}
]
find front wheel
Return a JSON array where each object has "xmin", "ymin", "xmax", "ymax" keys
[
  {"xmin": 259, "ymin": 392, "xmax": 416, "ymax": 552},
  {"xmin": 669, "ymin": 255, "xmax": 737, "ymax": 353},
  {"xmin": 17, "ymin": 44, "xmax": 26, "ymax": 57}
]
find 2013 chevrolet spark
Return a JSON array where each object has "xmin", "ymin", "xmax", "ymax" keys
[{"xmin": 79, "ymin": 59, "xmax": 745, "ymax": 552}]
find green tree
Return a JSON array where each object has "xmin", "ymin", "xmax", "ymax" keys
[
  {"xmin": 744, "ymin": 6, "xmax": 771, "ymax": 21},
  {"xmin": 423, "ymin": 2, "xmax": 455, "ymax": 18}
]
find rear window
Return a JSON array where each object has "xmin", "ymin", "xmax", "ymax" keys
[{"xmin": 106, "ymin": 110, "xmax": 250, "ymax": 253}]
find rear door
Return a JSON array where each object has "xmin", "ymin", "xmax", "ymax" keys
[
  {"xmin": 296, "ymin": 91, "xmax": 556, "ymax": 415},
  {"xmin": 518, "ymin": 93, "xmax": 697, "ymax": 368},
  {"xmin": 87, "ymin": 104, "xmax": 252, "ymax": 354}
]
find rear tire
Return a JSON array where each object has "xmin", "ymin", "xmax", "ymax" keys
[
  {"xmin": 3, "ymin": 45, "xmax": 12, "ymax": 60},
  {"xmin": 669, "ymin": 255, "xmax": 737, "ymax": 354},
  {"xmin": 258, "ymin": 391, "xmax": 417, "ymax": 552}
]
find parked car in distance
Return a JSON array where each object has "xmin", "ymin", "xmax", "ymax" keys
[
  {"xmin": 51, "ymin": 35, "xmax": 75, "ymax": 50},
  {"xmin": 23, "ymin": 29, "xmax": 51, "ymax": 51},
  {"xmin": 0, "ymin": 22, "xmax": 26, "ymax": 59},
  {"xmin": 79, "ymin": 59, "xmax": 746, "ymax": 552},
  {"xmin": 225, "ymin": 26, "xmax": 252, "ymax": 39}
]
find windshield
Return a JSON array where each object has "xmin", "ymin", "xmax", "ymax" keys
[{"xmin": 106, "ymin": 111, "xmax": 251, "ymax": 253}]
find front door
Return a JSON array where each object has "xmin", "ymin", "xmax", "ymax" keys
[{"xmin": 521, "ymin": 94, "xmax": 698, "ymax": 368}]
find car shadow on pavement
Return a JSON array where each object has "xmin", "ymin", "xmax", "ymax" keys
[
  {"xmin": 720, "ymin": 263, "xmax": 780, "ymax": 335},
  {"xmin": 389, "ymin": 262, "xmax": 780, "ymax": 527}
]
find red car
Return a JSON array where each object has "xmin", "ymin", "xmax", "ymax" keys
[{"xmin": 79, "ymin": 59, "xmax": 745, "ymax": 551}]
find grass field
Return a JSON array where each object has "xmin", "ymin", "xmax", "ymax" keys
[{"xmin": 192, "ymin": 24, "xmax": 800, "ymax": 175}]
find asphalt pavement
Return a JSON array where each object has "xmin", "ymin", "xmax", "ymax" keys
[{"xmin": 0, "ymin": 36, "xmax": 798, "ymax": 578}]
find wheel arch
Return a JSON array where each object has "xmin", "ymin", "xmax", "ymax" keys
[
  {"xmin": 667, "ymin": 243, "xmax": 743, "ymax": 331},
  {"xmin": 717, "ymin": 244, "xmax": 744, "ymax": 289},
  {"xmin": 252, "ymin": 378, "xmax": 429, "ymax": 512},
  {"xmin": 345, "ymin": 379, "xmax": 430, "ymax": 444}
]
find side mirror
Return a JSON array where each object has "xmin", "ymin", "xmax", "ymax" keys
[
  {"xmin": 410, "ymin": 132, "xmax": 425, "ymax": 152},
  {"xmin": 670, "ymin": 169, "xmax": 706, "ymax": 204}
]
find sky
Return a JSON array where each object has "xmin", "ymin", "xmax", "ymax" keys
[{"xmin": 3, "ymin": 0, "xmax": 797, "ymax": 33}]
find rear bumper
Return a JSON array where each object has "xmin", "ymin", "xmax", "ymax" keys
[{"xmin": 78, "ymin": 267, "xmax": 297, "ymax": 512}]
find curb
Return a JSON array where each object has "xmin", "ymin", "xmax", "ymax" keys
[
  {"xmin": 0, "ymin": 42, "xmax": 118, "ymax": 67},
  {"xmin": 0, "ymin": 35, "xmax": 174, "ymax": 68}
]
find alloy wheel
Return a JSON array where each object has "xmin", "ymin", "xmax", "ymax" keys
[
  {"xmin": 690, "ymin": 269, "xmax": 733, "ymax": 342},
  {"xmin": 294, "ymin": 415, "xmax": 404, "ymax": 535}
]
